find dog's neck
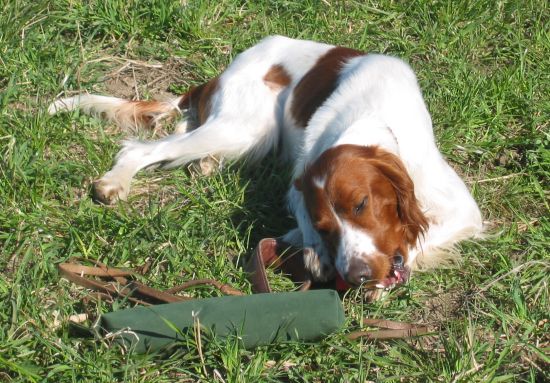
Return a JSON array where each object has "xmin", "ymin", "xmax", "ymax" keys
[
  {"xmin": 295, "ymin": 114, "xmax": 399, "ymax": 179},
  {"xmin": 333, "ymin": 116, "xmax": 399, "ymax": 154}
]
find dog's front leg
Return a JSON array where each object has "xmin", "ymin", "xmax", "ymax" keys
[{"xmin": 287, "ymin": 186, "xmax": 335, "ymax": 281}]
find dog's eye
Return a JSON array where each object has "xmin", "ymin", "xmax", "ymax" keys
[{"xmin": 353, "ymin": 197, "xmax": 367, "ymax": 215}]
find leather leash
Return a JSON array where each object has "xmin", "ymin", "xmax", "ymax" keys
[
  {"xmin": 347, "ymin": 318, "xmax": 429, "ymax": 340},
  {"xmin": 59, "ymin": 258, "xmax": 243, "ymax": 306},
  {"xmin": 244, "ymin": 238, "xmax": 314, "ymax": 293},
  {"xmin": 59, "ymin": 239, "xmax": 429, "ymax": 340}
]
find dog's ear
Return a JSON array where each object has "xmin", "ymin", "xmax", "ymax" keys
[{"xmin": 371, "ymin": 152, "xmax": 429, "ymax": 245}]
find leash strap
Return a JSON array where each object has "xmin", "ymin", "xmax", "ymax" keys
[
  {"xmin": 59, "ymin": 258, "xmax": 243, "ymax": 306},
  {"xmin": 347, "ymin": 318, "xmax": 429, "ymax": 340},
  {"xmin": 244, "ymin": 238, "xmax": 312, "ymax": 293}
]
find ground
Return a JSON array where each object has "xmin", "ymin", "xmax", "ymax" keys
[{"xmin": 0, "ymin": 1, "xmax": 548, "ymax": 382}]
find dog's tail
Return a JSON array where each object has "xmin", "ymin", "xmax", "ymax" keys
[{"xmin": 48, "ymin": 94, "xmax": 183, "ymax": 131}]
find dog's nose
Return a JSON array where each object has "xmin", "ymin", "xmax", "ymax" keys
[
  {"xmin": 393, "ymin": 253, "xmax": 404, "ymax": 267},
  {"xmin": 346, "ymin": 263, "xmax": 372, "ymax": 286}
]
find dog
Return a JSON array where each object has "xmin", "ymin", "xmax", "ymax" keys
[{"xmin": 49, "ymin": 35, "xmax": 483, "ymax": 292}]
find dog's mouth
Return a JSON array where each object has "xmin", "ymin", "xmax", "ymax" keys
[
  {"xmin": 336, "ymin": 254, "xmax": 411, "ymax": 291},
  {"xmin": 374, "ymin": 254, "xmax": 410, "ymax": 290}
]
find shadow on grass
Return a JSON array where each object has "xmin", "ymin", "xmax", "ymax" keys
[{"xmin": 229, "ymin": 153, "xmax": 296, "ymax": 246}]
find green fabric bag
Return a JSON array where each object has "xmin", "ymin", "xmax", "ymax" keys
[{"xmin": 98, "ymin": 290, "xmax": 345, "ymax": 353}]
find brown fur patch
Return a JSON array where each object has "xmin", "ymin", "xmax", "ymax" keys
[
  {"xmin": 263, "ymin": 64, "xmax": 292, "ymax": 91},
  {"xmin": 130, "ymin": 101, "xmax": 176, "ymax": 127},
  {"xmin": 178, "ymin": 77, "xmax": 220, "ymax": 125},
  {"xmin": 290, "ymin": 47, "xmax": 364, "ymax": 127},
  {"xmin": 104, "ymin": 100, "xmax": 179, "ymax": 132}
]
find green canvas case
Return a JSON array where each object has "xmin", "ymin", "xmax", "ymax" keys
[{"xmin": 98, "ymin": 289, "xmax": 345, "ymax": 353}]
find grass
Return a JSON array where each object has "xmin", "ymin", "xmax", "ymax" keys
[{"xmin": 0, "ymin": 0, "xmax": 548, "ymax": 381}]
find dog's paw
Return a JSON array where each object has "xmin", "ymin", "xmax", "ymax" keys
[
  {"xmin": 92, "ymin": 178, "xmax": 129, "ymax": 204},
  {"xmin": 304, "ymin": 246, "xmax": 336, "ymax": 282},
  {"xmin": 189, "ymin": 156, "xmax": 222, "ymax": 176},
  {"xmin": 363, "ymin": 288, "xmax": 387, "ymax": 302}
]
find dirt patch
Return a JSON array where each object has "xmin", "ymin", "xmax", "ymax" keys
[
  {"xmin": 412, "ymin": 286, "xmax": 471, "ymax": 325},
  {"xmin": 101, "ymin": 56, "xmax": 192, "ymax": 101}
]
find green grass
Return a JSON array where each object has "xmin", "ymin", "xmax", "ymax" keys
[{"xmin": 1, "ymin": 0, "xmax": 548, "ymax": 381}]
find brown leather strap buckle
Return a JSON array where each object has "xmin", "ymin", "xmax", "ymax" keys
[{"xmin": 244, "ymin": 238, "xmax": 313, "ymax": 293}]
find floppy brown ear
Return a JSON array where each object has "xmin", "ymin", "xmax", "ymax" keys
[{"xmin": 371, "ymin": 152, "xmax": 429, "ymax": 246}]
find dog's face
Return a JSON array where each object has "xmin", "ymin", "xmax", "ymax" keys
[{"xmin": 296, "ymin": 145, "xmax": 428, "ymax": 288}]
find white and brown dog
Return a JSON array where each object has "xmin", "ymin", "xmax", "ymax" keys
[{"xmin": 49, "ymin": 36, "xmax": 483, "ymax": 291}]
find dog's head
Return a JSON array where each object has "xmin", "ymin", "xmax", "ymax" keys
[{"xmin": 296, "ymin": 145, "xmax": 428, "ymax": 288}]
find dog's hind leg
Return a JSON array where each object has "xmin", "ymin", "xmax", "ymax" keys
[{"xmin": 51, "ymin": 52, "xmax": 287, "ymax": 204}]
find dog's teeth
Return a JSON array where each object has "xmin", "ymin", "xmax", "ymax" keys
[{"xmin": 375, "ymin": 283, "xmax": 385, "ymax": 289}]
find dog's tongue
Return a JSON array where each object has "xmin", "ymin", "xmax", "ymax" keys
[{"xmin": 335, "ymin": 273, "xmax": 351, "ymax": 291}]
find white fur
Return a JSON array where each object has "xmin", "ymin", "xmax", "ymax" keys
[
  {"xmin": 49, "ymin": 35, "xmax": 483, "ymax": 277},
  {"xmin": 335, "ymin": 220, "xmax": 378, "ymax": 278}
]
